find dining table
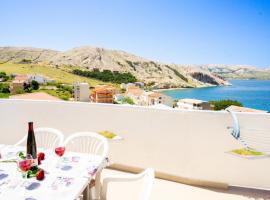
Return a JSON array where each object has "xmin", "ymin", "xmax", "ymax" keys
[{"xmin": 0, "ymin": 144, "xmax": 104, "ymax": 200}]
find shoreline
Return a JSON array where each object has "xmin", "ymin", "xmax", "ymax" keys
[{"xmin": 153, "ymin": 85, "xmax": 220, "ymax": 92}]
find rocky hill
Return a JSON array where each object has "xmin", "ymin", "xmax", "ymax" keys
[
  {"xmin": 196, "ymin": 64, "xmax": 270, "ymax": 80},
  {"xmin": 0, "ymin": 46, "xmax": 240, "ymax": 88}
]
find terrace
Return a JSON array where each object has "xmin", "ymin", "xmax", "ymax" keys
[{"xmin": 0, "ymin": 99, "xmax": 270, "ymax": 199}]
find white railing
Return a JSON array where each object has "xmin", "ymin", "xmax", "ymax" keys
[{"xmin": 0, "ymin": 99, "xmax": 270, "ymax": 190}]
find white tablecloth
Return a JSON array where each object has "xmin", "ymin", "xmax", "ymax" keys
[{"xmin": 0, "ymin": 145, "xmax": 103, "ymax": 200}]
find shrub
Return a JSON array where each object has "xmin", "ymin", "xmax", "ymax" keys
[
  {"xmin": 73, "ymin": 69, "xmax": 137, "ymax": 84},
  {"xmin": 0, "ymin": 83, "xmax": 10, "ymax": 93},
  {"xmin": 0, "ymin": 93, "xmax": 10, "ymax": 98},
  {"xmin": 0, "ymin": 71, "xmax": 9, "ymax": 81},
  {"xmin": 209, "ymin": 99, "xmax": 243, "ymax": 111},
  {"xmin": 122, "ymin": 97, "xmax": 135, "ymax": 105},
  {"xmin": 31, "ymin": 80, "xmax": 39, "ymax": 90}
]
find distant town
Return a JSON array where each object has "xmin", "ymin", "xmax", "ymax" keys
[{"xmin": 0, "ymin": 71, "xmax": 268, "ymax": 113}]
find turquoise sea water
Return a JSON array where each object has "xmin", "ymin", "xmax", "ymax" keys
[{"xmin": 161, "ymin": 80, "xmax": 270, "ymax": 112}]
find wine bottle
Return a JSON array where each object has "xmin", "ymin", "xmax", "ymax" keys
[{"xmin": 26, "ymin": 122, "xmax": 37, "ymax": 165}]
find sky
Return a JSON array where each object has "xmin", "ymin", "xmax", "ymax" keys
[{"xmin": 0, "ymin": 0, "xmax": 270, "ymax": 67}]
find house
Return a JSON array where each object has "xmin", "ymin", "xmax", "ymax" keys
[
  {"xmin": 9, "ymin": 75, "xmax": 29, "ymax": 94},
  {"xmin": 28, "ymin": 74, "xmax": 54, "ymax": 84},
  {"xmin": 121, "ymin": 82, "xmax": 144, "ymax": 90},
  {"xmin": 126, "ymin": 88, "xmax": 144, "ymax": 105},
  {"xmin": 177, "ymin": 98, "xmax": 213, "ymax": 110},
  {"xmin": 90, "ymin": 85, "xmax": 115, "ymax": 103},
  {"xmin": 134, "ymin": 82, "xmax": 144, "ymax": 88},
  {"xmin": 142, "ymin": 92, "xmax": 173, "ymax": 107},
  {"xmin": 227, "ymin": 105, "xmax": 268, "ymax": 113},
  {"xmin": 120, "ymin": 83, "xmax": 126, "ymax": 89},
  {"xmin": 73, "ymin": 82, "xmax": 90, "ymax": 102},
  {"xmin": 9, "ymin": 92, "xmax": 61, "ymax": 101},
  {"xmin": 114, "ymin": 94, "xmax": 125, "ymax": 103}
]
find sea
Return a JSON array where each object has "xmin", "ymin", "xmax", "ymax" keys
[{"xmin": 161, "ymin": 80, "xmax": 270, "ymax": 112}]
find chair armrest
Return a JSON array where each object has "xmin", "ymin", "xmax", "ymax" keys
[
  {"xmin": 101, "ymin": 175, "xmax": 141, "ymax": 199},
  {"xmin": 101, "ymin": 168, "xmax": 154, "ymax": 200}
]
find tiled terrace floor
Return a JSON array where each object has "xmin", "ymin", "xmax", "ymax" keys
[{"xmin": 101, "ymin": 169, "xmax": 270, "ymax": 200}]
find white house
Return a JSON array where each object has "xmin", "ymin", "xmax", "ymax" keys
[
  {"xmin": 176, "ymin": 99, "xmax": 212, "ymax": 110},
  {"xmin": 73, "ymin": 82, "xmax": 90, "ymax": 102},
  {"xmin": 126, "ymin": 88, "xmax": 144, "ymax": 105},
  {"xmin": 28, "ymin": 74, "xmax": 54, "ymax": 84},
  {"xmin": 142, "ymin": 92, "xmax": 173, "ymax": 107}
]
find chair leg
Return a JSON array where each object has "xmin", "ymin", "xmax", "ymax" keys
[
  {"xmin": 93, "ymin": 171, "xmax": 102, "ymax": 200},
  {"xmin": 83, "ymin": 185, "xmax": 90, "ymax": 200}
]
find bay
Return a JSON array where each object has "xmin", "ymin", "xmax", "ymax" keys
[{"xmin": 161, "ymin": 80, "xmax": 270, "ymax": 112}]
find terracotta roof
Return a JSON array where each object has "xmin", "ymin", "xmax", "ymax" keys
[
  {"xmin": 147, "ymin": 92, "xmax": 162, "ymax": 98},
  {"xmin": 14, "ymin": 75, "xmax": 29, "ymax": 82},
  {"xmin": 227, "ymin": 105, "xmax": 268, "ymax": 113},
  {"xmin": 94, "ymin": 85, "xmax": 115, "ymax": 91},
  {"xmin": 126, "ymin": 85, "xmax": 139, "ymax": 90},
  {"xmin": 10, "ymin": 92, "xmax": 61, "ymax": 101},
  {"xmin": 127, "ymin": 89, "xmax": 143, "ymax": 96}
]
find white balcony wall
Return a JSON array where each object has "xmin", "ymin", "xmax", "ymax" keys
[{"xmin": 0, "ymin": 100, "xmax": 270, "ymax": 190}]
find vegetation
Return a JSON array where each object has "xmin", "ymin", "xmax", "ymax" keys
[
  {"xmin": 73, "ymin": 69, "xmax": 137, "ymax": 84},
  {"xmin": 0, "ymin": 93, "xmax": 10, "ymax": 98},
  {"xmin": 0, "ymin": 83, "xmax": 10, "ymax": 93},
  {"xmin": 0, "ymin": 63, "xmax": 106, "ymax": 86},
  {"xmin": 0, "ymin": 83, "xmax": 10, "ymax": 98},
  {"xmin": 209, "ymin": 99, "xmax": 243, "ymax": 110},
  {"xmin": 165, "ymin": 65, "xmax": 188, "ymax": 82},
  {"xmin": 0, "ymin": 71, "xmax": 9, "ymax": 81},
  {"xmin": 23, "ymin": 80, "xmax": 40, "ymax": 92},
  {"xmin": 19, "ymin": 59, "xmax": 32, "ymax": 64},
  {"xmin": 122, "ymin": 96, "xmax": 135, "ymax": 105},
  {"xmin": 126, "ymin": 60, "xmax": 137, "ymax": 71},
  {"xmin": 231, "ymin": 148, "xmax": 264, "ymax": 156},
  {"xmin": 31, "ymin": 80, "xmax": 39, "ymax": 90},
  {"xmin": 37, "ymin": 84, "xmax": 73, "ymax": 100}
]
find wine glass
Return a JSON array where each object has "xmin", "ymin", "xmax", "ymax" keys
[
  {"xmin": 17, "ymin": 154, "xmax": 33, "ymax": 178},
  {"xmin": 54, "ymin": 147, "xmax": 65, "ymax": 168}
]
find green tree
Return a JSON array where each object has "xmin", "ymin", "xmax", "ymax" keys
[
  {"xmin": 31, "ymin": 80, "xmax": 39, "ymax": 90},
  {"xmin": 0, "ymin": 83, "xmax": 10, "ymax": 93},
  {"xmin": 122, "ymin": 97, "xmax": 135, "ymax": 105},
  {"xmin": 0, "ymin": 72, "xmax": 9, "ymax": 82},
  {"xmin": 23, "ymin": 83, "xmax": 32, "ymax": 93},
  {"xmin": 209, "ymin": 99, "xmax": 243, "ymax": 111},
  {"xmin": 73, "ymin": 69, "xmax": 137, "ymax": 84}
]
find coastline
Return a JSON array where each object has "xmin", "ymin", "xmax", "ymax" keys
[{"xmin": 153, "ymin": 84, "xmax": 220, "ymax": 92}]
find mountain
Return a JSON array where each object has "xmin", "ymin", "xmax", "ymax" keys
[
  {"xmin": 195, "ymin": 64, "xmax": 270, "ymax": 80},
  {"xmin": 1, "ymin": 46, "xmax": 256, "ymax": 88}
]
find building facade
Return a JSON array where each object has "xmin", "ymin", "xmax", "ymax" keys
[
  {"xmin": 91, "ymin": 85, "xmax": 115, "ymax": 103},
  {"xmin": 177, "ymin": 99, "xmax": 213, "ymax": 110},
  {"xmin": 73, "ymin": 82, "xmax": 90, "ymax": 102},
  {"xmin": 142, "ymin": 92, "xmax": 173, "ymax": 107},
  {"xmin": 10, "ymin": 75, "xmax": 29, "ymax": 94}
]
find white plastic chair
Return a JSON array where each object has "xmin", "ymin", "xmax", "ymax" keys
[
  {"xmin": 64, "ymin": 132, "xmax": 109, "ymax": 200},
  {"xmin": 64, "ymin": 132, "xmax": 108, "ymax": 158},
  {"xmin": 101, "ymin": 168, "xmax": 155, "ymax": 200},
  {"xmin": 14, "ymin": 127, "xmax": 64, "ymax": 149}
]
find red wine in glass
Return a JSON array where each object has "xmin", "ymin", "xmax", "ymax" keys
[
  {"xmin": 17, "ymin": 154, "xmax": 33, "ymax": 178},
  {"xmin": 19, "ymin": 159, "xmax": 33, "ymax": 172},
  {"xmin": 55, "ymin": 147, "xmax": 65, "ymax": 157}
]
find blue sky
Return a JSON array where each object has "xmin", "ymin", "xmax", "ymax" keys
[{"xmin": 1, "ymin": 0, "xmax": 270, "ymax": 67}]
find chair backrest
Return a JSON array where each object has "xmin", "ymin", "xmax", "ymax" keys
[
  {"xmin": 64, "ymin": 132, "xmax": 108, "ymax": 159},
  {"xmin": 101, "ymin": 168, "xmax": 155, "ymax": 200},
  {"xmin": 14, "ymin": 127, "xmax": 64, "ymax": 149}
]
